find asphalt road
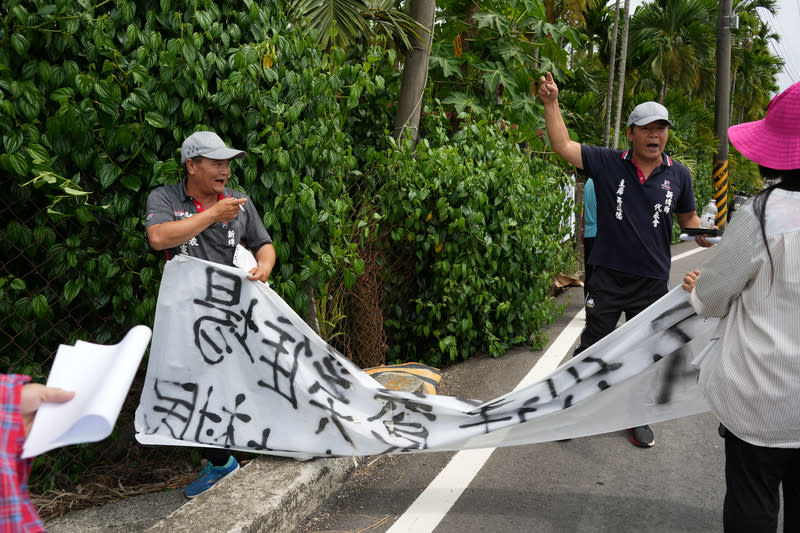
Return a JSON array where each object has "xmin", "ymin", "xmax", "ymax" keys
[{"xmin": 301, "ymin": 241, "xmax": 730, "ymax": 533}]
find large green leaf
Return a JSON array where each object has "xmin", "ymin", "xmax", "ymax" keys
[
  {"xmin": 98, "ymin": 163, "xmax": 122, "ymax": 189},
  {"xmin": 145, "ymin": 111, "xmax": 169, "ymax": 128}
]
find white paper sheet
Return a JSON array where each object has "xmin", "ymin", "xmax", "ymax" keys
[
  {"xmin": 233, "ymin": 244, "xmax": 258, "ymax": 273},
  {"xmin": 22, "ymin": 325, "xmax": 152, "ymax": 458}
]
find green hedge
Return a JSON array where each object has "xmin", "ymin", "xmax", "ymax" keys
[
  {"xmin": 370, "ymin": 112, "xmax": 574, "ymax": 365},
  {"xmin": 1, "ymin": 0, "xmax": 575, "ymax": 373},
  {"xmin": 0, "ymin": 1, "xmax": 387, "ymax": 368}
]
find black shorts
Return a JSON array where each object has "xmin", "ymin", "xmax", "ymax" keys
[{"xmin": 576, "ymin": 266, "xmax": 668, "ymax": 354}]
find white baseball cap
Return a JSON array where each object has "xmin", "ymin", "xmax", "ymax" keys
[
  {"xmin": 181, "ymin": 131, "xmax": 246, "ymax": 164},
  {"xmin": 627, "ymin": 102, "xmax": 672, "ymax": 127}
]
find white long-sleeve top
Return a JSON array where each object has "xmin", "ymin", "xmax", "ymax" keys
[{"xmin": 690, "ymin": 189, "xmax": 800, "ymax": 448}]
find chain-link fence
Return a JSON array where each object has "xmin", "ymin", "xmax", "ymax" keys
[
  {"xmin": 1, "ymin": 181, "xmax": 195, "ymax": 518},
  {"xmin": 2, "ymin": 187, "xmax": 112, "ymax": 378}
]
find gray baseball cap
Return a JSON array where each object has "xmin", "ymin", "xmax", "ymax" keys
[
  {"xmin": 627, "ymin": 102, "xmax": 672, "ymax": 127},
  {"xmin": 181, "ymin": 131, "xmax": 246, "ymax": 164}
]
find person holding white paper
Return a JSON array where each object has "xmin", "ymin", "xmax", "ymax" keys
[
  {"xmin": 145, "ymin": 131, "xmax": 277, "ymax": 498},
  {"xmin": 1, "ymin": 374, "xmax": 74, "ymax": 532}
]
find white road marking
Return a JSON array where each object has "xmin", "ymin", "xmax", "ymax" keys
[
  {"xmin": 386, "ymin": 309, "xmax": 586, "ymax": 533},
  {"xmin": 516, "ymin": 308, "xmax": 585, "ymax": 388},
  {"xmin": 671, "ymin": 245, "xmax": 708, "ymax": 263},
  {"xmin": 386, "ymin": 244, "xmax": 709, "ymax": 533},
  {"xmin": 384, "ymin": 447, "xmax": 495, "ymax": 533}
]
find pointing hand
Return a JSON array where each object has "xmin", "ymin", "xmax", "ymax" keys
[{"xmin": 537, "ymin": 72, "xmax": 559, "ymax": 103}]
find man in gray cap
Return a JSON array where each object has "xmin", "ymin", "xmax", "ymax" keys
[
  {"xmin": 146, "ymin": 131, "xmax": 275, "ymax": 279},
  {"xmin": 536, "ymin": 72, "xmax": 713, "ymax": 449},
  {"xmin": 145, "ymin": 131, "xmax": 276, "ymax": 497}
]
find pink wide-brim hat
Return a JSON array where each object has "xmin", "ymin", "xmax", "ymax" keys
[{"xmin": 728, "ymin": 80, "xmax": 800, "ymax": 170}]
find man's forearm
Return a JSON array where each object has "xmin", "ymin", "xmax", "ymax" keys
[
  {"xmin": 255, "ymin": 243, "xmax": 276, "ymax": 270},
  {"xmin": 676, "ymin": 212, "xmax": 701, "ymax": 228},
  {"xmin": 543, "ymin": 99, "xmax": 570, "ymax": 150},
  {"xmin": 542, "ymin": 99, "xmax": 583, "ymax": 168},
  {"xmin": 146, "ymin": 212, "xmax": 215, "ymax": 251}
]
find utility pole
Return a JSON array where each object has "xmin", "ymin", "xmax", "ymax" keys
[{"xmin": 712, "ymin": 0, "xmax": 733, "ymax": 229}]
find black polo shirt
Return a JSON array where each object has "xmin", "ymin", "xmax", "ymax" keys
[
  {"xmin": 145, "ymin": 180, "xmax": 272, "ymax": 266},
  {"xmin": 581, "ymin": 145, "xmax": 696, "ymax": 280}
]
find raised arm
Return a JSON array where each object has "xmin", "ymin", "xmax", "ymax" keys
[{"xmin": 537, "ymin": 72, "xmax": 583, "ymax": 169}]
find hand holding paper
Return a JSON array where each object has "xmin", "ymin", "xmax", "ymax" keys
[
  {"xmin": 20, "ymin": 384, "xmax": 75, "ymax": 436},
  {"xmin": 22, "ymin": 325, "xmax": 152, "ymax": 458}
]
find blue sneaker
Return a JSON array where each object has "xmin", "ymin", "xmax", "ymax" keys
[{"xmin": 184, "ymin": 456, "xmax": 239, "ymax": 498}]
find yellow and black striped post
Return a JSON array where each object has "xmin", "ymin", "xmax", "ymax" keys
[
  {"xmin": 711, "ymin": 0, "xmax": 733, "ymax": 230},
  {"xmin": 712, "ymin": 157, "xmax": 729, "ymax": 230}
]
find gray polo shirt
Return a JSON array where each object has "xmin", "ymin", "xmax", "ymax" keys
[{"xmin": 145, "ymin": 180, "xmax": 272, "ymax": 266}]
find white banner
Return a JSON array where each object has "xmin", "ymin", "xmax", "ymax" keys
[{"xmin": 135, "ymin": 256, "xmax": 718, "ymax": 457}]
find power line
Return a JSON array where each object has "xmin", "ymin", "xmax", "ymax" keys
[
  {"xmin": 756, "ymin": 6, "xmax": 799, "ymax": 88},
  {"xmin": 759, "ymin": 9, "xmax": 797, "ymax": 74}
]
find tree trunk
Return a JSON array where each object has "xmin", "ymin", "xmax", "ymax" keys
[
  {"xmin": 604, "ymin": 0, "xmax": 621, "ymax": 148},
  {"xmin": 658, "ymin": 75, "xmax": 668, "ymax": 104},
  {"xmin": 393, "ymin": 0, "xmax": 436, "ymax": 145},
  {"xmin": 459, "ymin": 1, "xmax": 481, "ymax": 87},
  {"xmin": 544, "ymin": 0, "xmax": 556, "ymax": 23},
  {"xmin": 464, "ymin": 0, "xmax": 481, "ymax": 41},
  {"xmin": 304, "ymin": 281, "xmax": 321, "ymax": 336},
  {"xmin": 611, "ymin": 0, "xmax": 630, "ymax": 149}
]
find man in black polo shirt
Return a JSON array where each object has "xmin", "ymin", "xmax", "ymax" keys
[
  {"xmin": 145, "ymin": 131, "xmax": 276, "ymax": 497},
  {"xmin": 537, "ymin": 72, "xmax": 714, "ymax": 448}
]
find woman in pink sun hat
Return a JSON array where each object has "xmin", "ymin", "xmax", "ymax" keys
[{"xmin": 682, "ymin": 80, "xmax": 800, "ymax": 533}]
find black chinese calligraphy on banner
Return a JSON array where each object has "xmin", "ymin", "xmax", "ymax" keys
[{"xmin": 135, "ymin": 256, "xmax": 719, "ymax": 457}]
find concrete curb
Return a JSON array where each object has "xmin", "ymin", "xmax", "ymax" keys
[
  {"xmin": 145, "ymin": 454, "xmax": 360, "ymax": 533},
  {"xmin": 44, "ymin": 454, "xmax": 360, "ymax": 533}
]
